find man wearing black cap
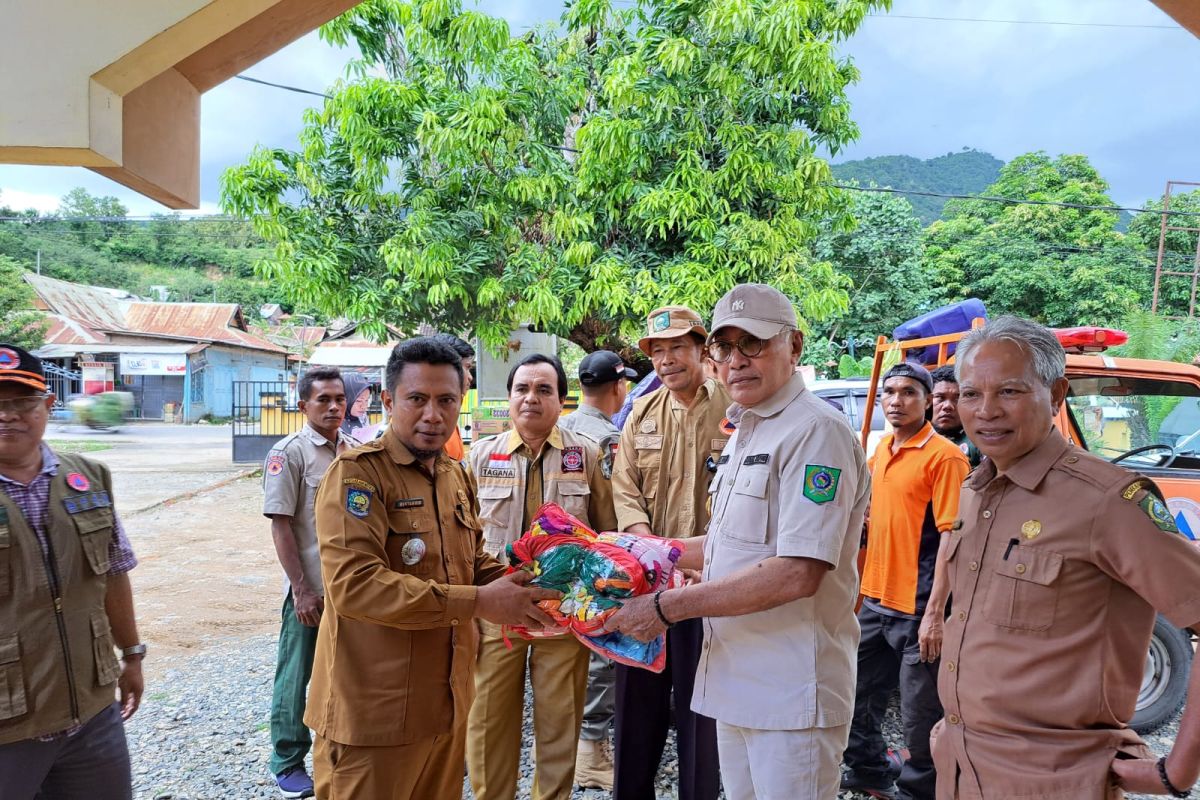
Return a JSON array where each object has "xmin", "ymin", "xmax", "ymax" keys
[
  {"xmin": 0, "ymin": 344, "xmax": 145, "ymax": 799},
  {"xmin": 842, "ymin": 362, "xmax": 969, "ymax": 800},
  {"xmin": 559, "ymin": 349, "xmax": 634, "ymax": 790}
]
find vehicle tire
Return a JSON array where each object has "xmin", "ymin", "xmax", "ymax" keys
[{"xmin": 1131, "ymin": 615, "xmax": 1192, "ymax": 734}]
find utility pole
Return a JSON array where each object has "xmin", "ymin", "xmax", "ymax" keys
[{"xmin": 36, "ymin": 250, "xmax": 40, "ymax": 275}]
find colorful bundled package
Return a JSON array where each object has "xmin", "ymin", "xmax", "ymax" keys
[{"xmin": 503, "ymin": 503, "xmax": 683, "ymax": 672}]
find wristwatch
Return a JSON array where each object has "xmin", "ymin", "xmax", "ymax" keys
[{"xmin": 120, "ymin": 644, "xmax": 148, "ymax": 661}]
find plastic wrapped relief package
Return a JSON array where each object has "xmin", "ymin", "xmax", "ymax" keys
[{"xmin": 503, "ymin": 503, "xmax": 683, "ymax": 672}]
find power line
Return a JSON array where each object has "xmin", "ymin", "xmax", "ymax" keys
[
  {"xmin": 234, "ymin": 74, "xmax": 333, "ymax": 100},
  {"xmin": 865, "ymin": 13, "xmax": 1184, "ymax": 31}
]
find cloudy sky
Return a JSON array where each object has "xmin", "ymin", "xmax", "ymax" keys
[{"xmin": 1, "ymin": 0, "xmax": 1195, "ymax": 215}]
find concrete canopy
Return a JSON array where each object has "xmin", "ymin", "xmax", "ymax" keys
[{"xmin": 0, "ymin": 0, "xmax": 357, "ymax": 209}]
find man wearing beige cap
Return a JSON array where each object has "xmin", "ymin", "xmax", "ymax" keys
[
  {"xmin": 609, "ymin": 306, "xmax": 729, "ymax": 800},
  {"xmin": 607, "ymin": 285, "xmax": 871, "ymax": 799}
]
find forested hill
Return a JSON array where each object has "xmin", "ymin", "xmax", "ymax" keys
[{"xmin": 832, "ymin": 149, "xmax": 1004, "ymax": 224}]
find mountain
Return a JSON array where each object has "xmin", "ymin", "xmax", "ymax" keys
[{"xmin": 831, "ymin": 149, "xmax": 1005, "ymax": 225}]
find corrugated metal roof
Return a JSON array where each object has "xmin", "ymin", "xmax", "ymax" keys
[{"xmin": 25, "ymin": 274, "xmax": 285, "ymax": 354}]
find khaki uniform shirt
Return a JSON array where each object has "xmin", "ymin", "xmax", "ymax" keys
[
  {"xmin": 934, "ymin": 430, "xmax": 1200, "ymax": 800},
  {"xmin": 612, "ymin": 379, "xmax": 732, "ymax": 538},
  {"xmin": 262, "ymin": 423, "xmax": 355, "ymax": 596},
  {"xmin": 304, "ymin": 427, "xmax": 507, "ymax": 746},
  {"xmin": 693, "ymin": 374, "xmax": 870, "ymax": 730},
  {"xmin": 470, "ymin": 426, "xmax": 617, "ymax": 555}
]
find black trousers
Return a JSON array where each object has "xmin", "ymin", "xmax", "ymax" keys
[
  {"xmin": 0, "ymin": 702, "xmax": 132, "ymax": 800},
  {"xmin": 844, "ymin": 605, "xmax": 942, "ymax": 800},
  {"xmin": 613, "ymin": 617, "xmax": 720, "ymax": 800}
]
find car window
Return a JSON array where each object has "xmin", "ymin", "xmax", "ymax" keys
[
  {"xmin": 1066, "ymin": 376, "xmax": 1200, "ymax": 461},
  {"xmin": 850, "ymin": 390, "xmax": 886, "ymax": 431}
]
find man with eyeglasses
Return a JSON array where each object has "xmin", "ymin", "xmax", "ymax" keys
[
  {"xmin": 605, "ymin": 285, "xmax": 871, "ymax": 800},
  {"xmin": 608, "ymin": 306, "xmax": 730, "ymax": 800},
  {"xmin": 0, "ymin": 344, "xmax": 146, "ymax": 800}
]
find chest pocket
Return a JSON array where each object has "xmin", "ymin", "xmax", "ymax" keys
[
  {"xmin": 554, "ymin": 480, "xmax": 591, "ymax": 523},
  {"xmin": 983, "ymin": 545, "xmax": 1063, "ymax": 632},
  {"xmin": 303, "ymin": 473, "xmax": 323, "ymax": 502},
  {"xmin": 477, "ymin": 484, "xmax": 515, "ymax": 553},
  {"xmin": 721, "ymin": 468, "xmax": 770, "ymax": 547},
  {"xmin": 386, "ymin": 509, "xmax": 439, "ymax": 576},
  {"xmin": 634, "ymin": 434, "xmax": 663, "ymax": 500},
  {"xmin": 73, "ymin": 510, "xmax": 114, "ymax": 575}
]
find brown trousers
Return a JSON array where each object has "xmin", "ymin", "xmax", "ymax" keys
[{"xmin": 312, "ymin": 725, "xmax": 465, "ymax": 800}]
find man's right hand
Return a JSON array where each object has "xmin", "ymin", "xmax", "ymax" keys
[
  {"xmin": 292, "ymin": 585, "xmax": 324, "ymax": 627},
  {"xmin": 475, "ymin": 571, "xmax": 561, "ymax": 628}
]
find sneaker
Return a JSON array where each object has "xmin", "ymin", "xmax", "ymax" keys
[
  {"xmin": 574, "ymin": 737, "xmax": 614, "ymax": 790},
  {"xmin": 274, "ymin": 765, "xmax": 315, "ymax": 799},
  {"xmin": 840, "ymin": 768, "xmax": 898, "ymax": 799}
]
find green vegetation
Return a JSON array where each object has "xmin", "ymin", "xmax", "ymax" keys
[
  {"xmin": 0, "ymin": 188, "xmax": 302, "ymax": 315},
  {"xmin": 831, "ymin": 149, "xmax": 1003, "ymax": 224},
  {"xmin": 222, "ymin": 0, "xmax": 892, "ymax": 353},
  {"xmin": 45, "ymin": 440, "xmax": 113, "ymax": 453}
]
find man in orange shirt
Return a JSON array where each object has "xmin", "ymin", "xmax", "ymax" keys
[
  {"xmin": 433, "ymin": 334, "xmax": 476, "ymax": 462},
  {"xmin": 842, "ymin": 363, "xmax": 969, "ymax": 800}
]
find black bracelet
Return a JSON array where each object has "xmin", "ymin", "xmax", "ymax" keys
[
  {"xmin": 1158, "ymin": 756, "xmax": 1191, "ymax": 798},
  {"xmin": 653, "ymin": 591, "xmax": 674, "ymax": 628}
]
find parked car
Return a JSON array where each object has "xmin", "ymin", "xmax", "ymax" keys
[{"xmin": 810, "ymin": 377, "xmax": 886, "ymax": 456}]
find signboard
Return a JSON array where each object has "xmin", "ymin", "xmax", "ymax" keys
[
  {"xmin": 80, "ymin": 362, "xmax": 114, "ymax": 395},
  {"xmin": 120, "ymin": 353, "xmax": 187, "ymax": 376}
]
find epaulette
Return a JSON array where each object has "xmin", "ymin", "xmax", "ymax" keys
[
  {"xmin": 340, "ymin": 437, "xmax": 385, "ymax": 461},
  {"xmin": 1053, "ymin": 446, "xmax": 1134, "ymax": 493}
]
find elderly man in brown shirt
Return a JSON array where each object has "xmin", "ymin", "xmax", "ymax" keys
[
  {"xmin": 932, "ymin": 315, "xmax": 1200, "ymax": 800},
  {"xmin": 307, "ymin": 337, "xmax": 559, "ymax": 800}
]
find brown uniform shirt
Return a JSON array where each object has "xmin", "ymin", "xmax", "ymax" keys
[
  {"xmin": 934, "ymin": 430, "xmax": 1200, "ymax": 800},
  {"xmin": 611, "ymin": 379, "xmax": 732, "ymax": 537},
  {"xmin": 304, "ymin": 427, "xmax": 507, "ymax": 747}
]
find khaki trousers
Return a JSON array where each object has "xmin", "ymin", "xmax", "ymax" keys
[
  {"xmin": 312, "ymin": 726, "xmax": 465, "ymax": 800},
  {"xmin": 716, "ymin": 721, "xmax": 850, "ymax": 800},
  {"xmin": 466, "ymin": 624, "xmax": 590, "ymax": 800}
]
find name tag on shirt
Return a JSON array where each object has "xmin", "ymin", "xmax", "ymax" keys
[
  {"xmin": 743, "ymin": 454, "xmax": 769, "ymax": 466},
  {"xmin": 635, "ymin": 434, "xmax": 663, "ymax": 450}
]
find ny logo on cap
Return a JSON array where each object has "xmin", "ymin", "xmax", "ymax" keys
[{"xmin": 731, "ymin": 300, "xmax": 744, "ymax": 312}]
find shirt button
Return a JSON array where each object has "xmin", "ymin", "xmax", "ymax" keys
[
  {"xmin": 969, "ymin": 561, "xmax": 979, "ymax": 571},
  {"xmin": 982, "ymin": 510, "xmax": 993, "ymax": 519},
  {"xmin": 703, "ymin": 640, "xmax": 710, "ymax": 650},
  {"xmin": 957, "ymin": 611, "xmax": 966, "ymax": 621},
  {"xmin": 411, "ymin": 521, "xmax": 418, "ymax": 529},
  {"xmin": 450, "ymin": 618, "xmax": 460, "ymax": 626},
  {"xmin": 738, "ymin": 440, "xmax": 747, "ymax": 449},
  {"xmin": 684, "ymin": 472, "xmax": 691, "ymax": 479},
  {"xmin": 1065, "ymin": 456, "xmax": 1078, "ymax": 464},
  {"xmin": 947, "ymin": 714, "xmax": 961, "ymax": 725},
  {"xmin": 1015, "ymin": 563, "xmax": 1027, "ymax": 574},
  {"xmin": 946, "ymin": 661, "xmax": 956, "ymax": 672}
]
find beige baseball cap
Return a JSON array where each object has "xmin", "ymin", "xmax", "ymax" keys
[
  {"xmin": 637, "ymin": 305, "xmax": 708, "ymax": 355},
  {"xmin": 710, "ymin": 284, "xmax": 798, "ymax": 340}
]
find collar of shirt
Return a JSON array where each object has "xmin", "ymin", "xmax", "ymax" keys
[
  {"xmin": 881, "ymin": 421, "xmax": 937, "ymax": 453},
  {"xmin": 966, "ymin": 427, "xmax": 1066, "ymax": 492},
  {"xmin": 574, "ymin": 403, "xmax": 613, "ymax": 424},
  {"xmin": 726, "ymin": 372, "xmax": 806, "ymax": 425},
  {"xmin": 505, "ymin": 425, "xmax": 563, "ymax": 457},
  {"xmin": 0, "ymin": 442, "xmax": 59, "ymax": 488},
  {"xmin": 300, "ymin": 422, "xmax": 352, "ymax": 451},
  {"xmin": 667, "ymin": 378, "xmax": 721, "ymax": 413}
]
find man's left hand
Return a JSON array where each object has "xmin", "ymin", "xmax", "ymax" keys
[
  {"xmin": 118, "ymin": 659, "xmax": 144, "ymax": 720},
  {"xmin": 1111, "ymin": 757, "xmax": 1179, "ymax": 795},
  {"xmin": 603, "ymin": 594, "xmax": 666, "ymax": 642}
]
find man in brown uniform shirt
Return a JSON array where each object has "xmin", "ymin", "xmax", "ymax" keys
[
  {"xmin": 932, "ymin": 316, "xmax": 1200, "ymax": 799},
  {"xmin": 610, "ymin": 305, "xmax": 730, "ymax": 800},
  {"xmin": 307, "ymin": 337, "xmax": 559, "ymax": 800}
]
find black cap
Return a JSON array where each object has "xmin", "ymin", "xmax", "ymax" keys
[
  {"xmin": 0, "ymin": 344, "xmax": 47, "ymax": 392},
  {"xmin": 579, "ymin": 351, "xmax": 637, "ymax": 386},
  {"xmin": 883, "ymin": 361, "xmax": 933, "ymax": 394}
]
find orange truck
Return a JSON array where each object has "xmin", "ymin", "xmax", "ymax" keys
[{"xmin": 862, "ymin": 322, "xmax": 1199, "ymax": 733}]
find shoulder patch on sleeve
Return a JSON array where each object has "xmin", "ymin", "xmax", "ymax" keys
[
  {"xmin": 265, "ymin": 452, "xmax": 286, "ymax": 476},
  {"xmin": 346, "ymin": 486, "xmax": 373, "ymax": 518},
  {"xmin": 1137, "ymin": 493, "xmax": 1179, "ymax": 534},
  {"xmin": 803, "ymin": 465, "xmax": 841, "ymax": 504}
]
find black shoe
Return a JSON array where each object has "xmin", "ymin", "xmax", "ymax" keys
[{"xmin": 840, "ymin": 769, "xmax": 899, "ymax": 799}]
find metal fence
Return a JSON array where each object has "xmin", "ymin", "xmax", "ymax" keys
[
  {"xmin": 44, "ymin": 363, "xmax": 81, "ymax": 406},
  {"xmin": 231, "ymin": 380, "xmax": 295, "ymax": 463}
]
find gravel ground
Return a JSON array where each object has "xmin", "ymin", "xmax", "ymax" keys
[{"xmin": 129, "ymin": 636, "xmax": 1180, "ymax": 800}]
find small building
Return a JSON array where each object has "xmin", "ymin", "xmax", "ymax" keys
[{"xmin": 27, "ymin": 273, "xmax": 288, "ymax": 421}]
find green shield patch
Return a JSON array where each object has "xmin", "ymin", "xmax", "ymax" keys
[{"xmin": 803, "ymin": 465, "xmax": 841, "ymax": 504}]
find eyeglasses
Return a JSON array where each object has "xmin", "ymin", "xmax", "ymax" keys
[
  {"xmin": 707, "ymin": 331, "xmax": 791, "ymax": 363},
  {"xmin": 0, "ymin": 394, "xmax": 49, "ymax": 415}
]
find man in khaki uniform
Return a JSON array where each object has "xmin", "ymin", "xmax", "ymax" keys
[
  {"xmin": 609, "ymin": 305, "xmax": 729, "ymax": 800},
  {"xmin": 607, "ymin": 285, "xmax": 871, "ymax": 800},
  {"xmin": 261, "ymin": 365, "xmax": 354, "ymax": 798},
  {"xmin": 307, "ymin": 337, "xmax": 559, "ymax": 800},
  {"xmin": 932, "ymin": 316, "xmax": 1200, "ymax": 800},
  {"xmin": 467, "ymin": 353, "xmax": 618, "ymax": 800}
]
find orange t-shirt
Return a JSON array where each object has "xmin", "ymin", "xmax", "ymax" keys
[
  {"xmin": 444, "ymin": 427, "xmax": 466, "ymax": 462},
  {"xmin": 861, "ymin": 422, "xmax": 970, "ymax": 615}
]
